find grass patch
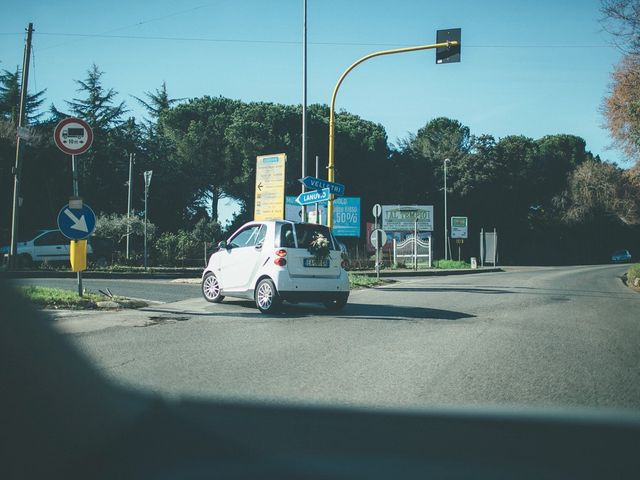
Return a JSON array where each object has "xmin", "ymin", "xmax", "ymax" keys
[
  {"xmin": 627, "ymin": 263, "xmax": 640, "ymax": 291},
  {"xmin": 348, "ymin": 273, "xmax": 390, "ymax": 289},
  {"xmin": 17, "ymin": 286, "xmax": 146, "ymax": 310},
  {"xmin": 433, "ymin": 259, "xmax": 470, "ymax": 269}
]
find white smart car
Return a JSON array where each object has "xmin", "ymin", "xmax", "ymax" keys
[{"xmin": 202, "ymin": 220, "xmax": 349, "ymax": 313}]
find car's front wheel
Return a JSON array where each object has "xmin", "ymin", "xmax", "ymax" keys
[
  {"xmin": 255, "ymin": 278, "xmax": 281, "ymax": 313},
  {"xmin": 202, "ymin": 272, "xmax": 224, "ymax": 303},
  {"xmin": 324, "ymin": 293, "xmax": 349, "ymax": 311}
]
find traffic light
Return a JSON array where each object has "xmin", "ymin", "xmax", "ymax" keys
[{"xmin": 436, "ymin": 28, "xmax": 461, "ymax": 64}]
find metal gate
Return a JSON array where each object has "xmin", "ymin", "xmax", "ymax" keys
[{"xmin": 393, "ymin": 235, "xmax": 432, "ymax": 269}]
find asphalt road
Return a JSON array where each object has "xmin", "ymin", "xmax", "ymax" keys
[{"xmin": 43, "ymin": 265, "xmax": 640, "ymax": 411}]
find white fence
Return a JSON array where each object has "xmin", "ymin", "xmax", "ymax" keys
[{"xmin": 393, "ymin": 235, "xmax": 432, "ymax": 269}]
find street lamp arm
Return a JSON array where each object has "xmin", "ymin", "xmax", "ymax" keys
[{"xmin": 327, "ymin": 40, "xmax": 459, "ymax": 227}]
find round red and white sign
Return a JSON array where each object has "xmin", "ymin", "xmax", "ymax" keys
[{"xmin": 54, "ymin": 117, "xmax": 93, "ymax": 155}]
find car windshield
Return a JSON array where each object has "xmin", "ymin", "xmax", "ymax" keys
[{"xmin": 3, "ymin": 3, "xmax": 640, "ymax": 462}]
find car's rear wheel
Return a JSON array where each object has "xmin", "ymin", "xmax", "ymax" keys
[
  {"xmin": 324, "ymin": 293, "xmax": 349, "ymax": 311},
  {"xmin": 202, "ymin": 272, "xmax": 224, "ymax": 303},
  {"xmin": 255, "ymin": 278, "xmax": 281, "ymax": 313}
]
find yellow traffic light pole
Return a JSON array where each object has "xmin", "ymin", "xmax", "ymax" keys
[{"xmin": 327, "ymin": 40, "xmax": 459, "ymax": 228}]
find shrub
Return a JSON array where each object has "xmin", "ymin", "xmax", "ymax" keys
[
  {"xmin": 154, "ymin": 230, "xmax": 201, "ymax": 267},
  {"xmin": 628, "ymin": 263, "xmax": 640, "ymax": 288}
]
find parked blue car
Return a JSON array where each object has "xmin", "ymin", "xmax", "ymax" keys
[{"xmin": 611, "ymin": 249, "xmax": 632, "ymax": 263}]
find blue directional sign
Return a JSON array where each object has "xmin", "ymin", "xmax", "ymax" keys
[
  {"xmin": 57, "ymin": 203, "xmax": 96, "ymax": 240},
  {"xmin": 295, "ymin": 188, "xmax": 331, "ymax": 206},
  {"xmin": 298, "ymin": 176, "xmax": 345, "ymax": 196}
]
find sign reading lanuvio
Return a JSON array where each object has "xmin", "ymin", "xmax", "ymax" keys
[
  {"xmin": 298, "ymin": 176, "xmax": 345, "ymax": 196},
  {"xmin": 295, "ymin": 188, "xmax": 330, "ymax": 206}
]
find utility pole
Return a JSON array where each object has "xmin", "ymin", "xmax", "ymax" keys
[
  {"xmin": 301, "ymin": 0, "xmax": 308, "ymax": 222},
  {"xmin": 143, "ymin": 170, "xmax": 153, "ymax": 270},
  {"xmin": 126, "ymin": 153, "xmax": 134, "ymax": 259},
  {"xmin": 444, "ymin": 158, "xmax": 450, "ymax": 261},
  {"xmin": 8, "ymin": 23, "xmax": 34, "ymax": 269}
]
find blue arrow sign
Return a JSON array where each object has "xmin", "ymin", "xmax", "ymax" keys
[
  {"xmin": 295, "ymin": 188, "xmax": 331, "ymax": 206},
  {"xmin": 57, "ymin": 204, "xmax": 96, "ymax": 240},
  {"xmin": 298, "ymin": 176, "xmax": 345, "ymax": 196}
]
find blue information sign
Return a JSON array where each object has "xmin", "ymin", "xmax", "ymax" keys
[
  {"xmin": 332, "ymin": 197, "xmax": 360, "ymax": 237},
  {"xmin": 57, "ymin": 204, "xmax": 96, "ymax": 240},
  {"xmin": 295, "ymin": 188, "xmax": 331, "ymax": 206}
]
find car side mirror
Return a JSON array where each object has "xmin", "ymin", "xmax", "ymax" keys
[{"xmin": 218, "ymin": 240, "xmax": 228, "ymax": 250}]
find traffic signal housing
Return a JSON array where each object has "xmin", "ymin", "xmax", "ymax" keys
[{"xmin": 436, "ymin": 28, "xmax": 461, "ymax": 64}]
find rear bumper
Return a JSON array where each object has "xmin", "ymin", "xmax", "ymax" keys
[
  {"xmin": 272, "ymin": 268, "xmax": 350, "ymax": 294},
  {"xmin": 279, "ymin": 290, "xmax": 349, "ymax": 303}
]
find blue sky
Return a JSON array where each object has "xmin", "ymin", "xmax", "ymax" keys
[{"xmin": 0, "ymin": 0, "xmax": 624, "ymax": 222}]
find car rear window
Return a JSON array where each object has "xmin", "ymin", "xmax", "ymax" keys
[{"xmin": 293, "ymin": 224, "xmax": 337, "ymax": 250}]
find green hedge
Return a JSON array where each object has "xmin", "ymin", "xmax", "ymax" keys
[{"xmin": 628, "ymin": 264, "xmax": 640, "ymax": 289}]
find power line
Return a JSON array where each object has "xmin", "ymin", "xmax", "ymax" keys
[{"xmin": 13, "ymin": 32, "xmax": 615, "ymax": 49}]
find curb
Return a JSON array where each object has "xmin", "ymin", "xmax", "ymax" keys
[{"xmin": 349, "ymin": 267, "xmax": 503, "ymax": 278}]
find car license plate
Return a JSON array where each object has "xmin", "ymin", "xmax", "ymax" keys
[{"xmin": 303, "ymin": 257, "xmax": 330, "ymax": 268}]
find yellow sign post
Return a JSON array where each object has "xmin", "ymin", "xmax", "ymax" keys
[
  {"xmin": 254, "ymin": 153, "xmax": 286, "ymax": 221},
  {"xmin": 70, "ymin": 239, "xmax": 87, "ymax": 272}
]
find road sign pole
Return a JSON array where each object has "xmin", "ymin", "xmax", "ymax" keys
[
  {"xmin": 315, "ymin": 155, "xmax": 320, "ymax": 224},
  {"xmin": 414, "ymin": 217, "xmax": 418, "ymax": 271},
  {"xmin": 144, "ymin": 184, "xmax": 148, "ymax": 271},
  {"xmin": 126, "ymin": 153, "xmax": 134, "ymax": 260},
  {"xmin": 72, "ymin": 154, "xmax": 79, "ymax": 196},
  {"xmin": 70, "ymin": 154, "xmax": 82, "ymax": 295}
]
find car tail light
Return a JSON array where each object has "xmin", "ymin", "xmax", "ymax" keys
[
  {"xmin": 275, "ymin": 249, "xmax": 287, "ymax": 257},
  {"xmin": 274, "ymin": 257, "xmax": 287, "ymax": 267}
]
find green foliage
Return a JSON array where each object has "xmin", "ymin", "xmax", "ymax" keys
[
  {"xmin": 433, "ymin": 260, "xmax": 470, "ymax": 269},
  {"xmin": 627, "ymin": 263, "xmax": 640, "ymax": 288},
  {"xmin": 0, "ymin": 67, "xmax": 47, "ymax": 123},
  {"xmin": 191, "ymin": 217, "xmax": 223, "ymax": 243},
  {"xmin": 348, "ymin": 273, "xmax": 385, "ymax": 289},
  {"xmin": 17, "ymin": 285, "xmax": 146, "ymax": 309},
  {"xmin": 154, "ymin": 230, "xmax": 201, "ymax": 266},
  {"xmin": 18, "ymin": 285, "xmax": 107, "ymax": 309},
  {"xmin": 95, "ymin": 213, "xmax": 155, "ymax": 246}
]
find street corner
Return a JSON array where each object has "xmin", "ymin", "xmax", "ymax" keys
[{"xmin": 47, "ymin": 307, "xmax": 152, "ymax": 334}]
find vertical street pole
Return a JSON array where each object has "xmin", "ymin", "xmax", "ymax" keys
[
  {"xmin": 9, "ymin": 23, "xmax": 34, "ymax": 270},
  {"xmin": 143, "ymin": 170, "xmax": 152, "ymax": 270},
  {"xmin": 300, "ymin": 0, "xmax": 308, "ymax": 222},
  {"xmin": 144, "ymin": 183, "xmax": 148, "ymax": 270},
  {"xmin": 444, "ymin": 158, "xmax": 449, "ymax": 261},
  {"xmin": 71, "ymin": 155, "xmax": 79, "ymax": 197},
  {"xmin": 71, "ymin": 154, "xmax": 83, "ymax": 296},
  {"xmin": 413, "ymin": 217, "xmax": 418, "ymax": 272},
  {"xmin": 126, "ymin": 153, "xmax": 134, "ymax": 260},
  {"xmin": 375, "ymin": 217, "xmax": 380, "ymax": 281},
  {"xmin": 315, "ymin": 155, "xmax": 319, "ymax": 223}
]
